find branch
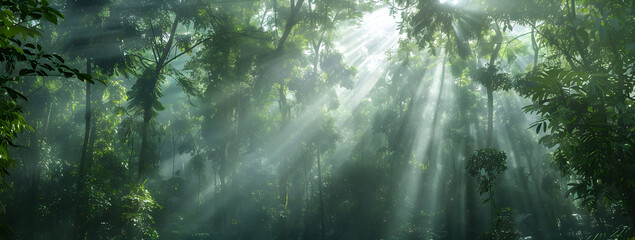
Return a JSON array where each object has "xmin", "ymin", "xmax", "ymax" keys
[
  {"xmin": 385, "ymin": 0, "xmax": 412, "ymax": 11},
  {"xmin": 500, "ymin": 31, "xmax": 533, "ymax": 60},
  {"xmin": 222, "ymin": 31, "xmax": 271, "ymax": 41},
  {"xmin": 156, "ymin": 15, "xmax": 181, "ymax": 70},
  {"xmin": 276, "ymin": 0, "xmax": 306, "ymax": 51},
  {"xmin": 148, "ymin": 15, "xmax": 160, "ymax": 63},
  {"xmin": 130, "ymin": 53, "xmax": 156, "ymax": 64},
  {"xmin": 163, "ymin": 38, "xmax": 209, "ymax": 67},
  {"xmin": 24, "ymin": 83, "xmax": 45, "ymax": 98},
  {"xmin": 526, "ymin": 20, "xmax": 583, "ymax": 70},
  {"xmin": 488, "ymin": 22, "xmax": 502, "ymax": 66}
]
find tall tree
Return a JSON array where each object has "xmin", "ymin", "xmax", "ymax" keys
[
  {"xmin": 0, "ymin": 0, "xmax": 92, "ymax": 204},
  {"xmin": 121, "ymin": 0, "xmax": 207, "ymax": 181},
  {"xmin": 516, "ymin": 0, "xmax": 635, "ymax": 226},
  {"xmin": 59, "ymin": 0, "xmax": 133, "ymax": 238}
]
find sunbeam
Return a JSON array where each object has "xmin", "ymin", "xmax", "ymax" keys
[{"xmin": 3, "ymin": 0, "xmax": 632, "ymax": 239}]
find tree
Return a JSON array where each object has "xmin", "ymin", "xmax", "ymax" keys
[
  {"xmin": 515, "ymin": 0, "xmax": 635, "ymax": 227},
  {"xmin": 0, "ymin": 0, "xmax": 92, "ymax": 205},
  {"xmin": 466, "ymin": 148, "xmax": 507, "ymax": 210},
  {"xmin": 0, "ymin": 2, "xmax": 95, "ymax": 238},
  {"xmin": 58, "ymin": 0, "xmax": 133, "ymax": 238},
  {"xmin": 120, "ymin": 0, "xmax": 208, "ymax": 181}
]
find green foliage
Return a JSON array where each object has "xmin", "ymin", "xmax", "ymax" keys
[
  {"xmin": 320, "ymin": 52, "xmax": 356, "ymax": 90},
  {"xmin": 466, "ymin": 148, "xmax": 508, "ymax": 197},
  {"xmin": 479, "ymin": 208, "xmax": 520, "ymax": 240},
  {"xmin": 0, "ymin": 100, "xmax": 31, "ymax": 196},
  {"xmin": 121, "ymin": 183, "xmax": 159, "ymax": 240},
  {"xmin": 519, "ymin": 65, "xmax": 635, "ymax": 214},
  {"xmin": 0, "ymin": 0, "xmax": 63, "ymax": 41},
  {"xmin": 472, "ymin": 64, "xmax": 512, "ymax": 92},
  {"xmin": 0, "ymin": 0, "xmax": 633, "ymax": 239},
  {"xmin": 0, "ymin": 0, "xmax": 91, "ymax": 198},
  {"xmin": 397, "ymin": 0, "xmax": 488, "ymax": 56},
  {"xmin": 127, "ymin": 69, "xmax": 166, "ymax": 120},
  {"xmin": 504, "ymin": 0, "xmax": 635, "ymax": 229}
]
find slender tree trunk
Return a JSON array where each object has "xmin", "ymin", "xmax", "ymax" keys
[
  {"xmin": 44, "ymin": 101, "xmax": 52, "ymax": 134},
  {"xmin": 316, "ymin": 149, "xmax": 325, "ymax": 240},
  {"xmin": 137, "ymin": 15, "xmax": 180, "ymax": 181},
  {"xmin": 24, "ymin": 123, "xmax": 41, "ymax": 240},
  {"xmin": 84, "ymin": 62, "xmax": 104, "ymax": 240},
  {"xmin": 128, "ymin": 132, "xmax": 135, "ymax": 178},
  {"xmin": 276, "ymin": 0, "xmax": 305, "ymax": 51},
  {"xmin": 531, "ymin": 26, "xmax": 539, "ymax": 70},
  {"xmin": 73, "ymin": 59, "xmax": 92, "ymax": 240},
  {"xmin": 303, "ymin": 157, "xmax": 312, "ymax": 236},
  {"xmin": 486, "ymin": 23, "xmax": 501, "ymax": 148},
  {"xmin": 277, "ymin": 84, "xmax": 289, "ymax": 240},
  {"xmin": 486, "ymin": 86, "xmax": 495, "ymax": 222},
  {"xmin": 486, "ymin": 88, "xmax": 493, "ymax": 147},
  {"xmin": 272, "ymin": 2, "xmax": 304, "ymax": 237},
  {"xmin": 88, "ymin": 126, "xmax": 96, "ymax": 169},
  {"xmin": 172, "ymin": 128, "xmax": 176, "ymax": 178},
  {"xmin": 198, "ymin": 171, "xmax": 201, "ymax": 207},
  {"xmin": 87, "ymin": 69, "xmax": 103, "ymax": 173},
  {"xmin": 465, "ymin": 134, "xmax": 480, "ymax": 239},
  {"xmin": 138, "ymin": 106, "xmax": 152, "ymax": 181}
]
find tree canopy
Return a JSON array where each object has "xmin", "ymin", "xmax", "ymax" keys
[{"xmin": 0, "ymin": 0, "xmax": 633, "ymax": 239}]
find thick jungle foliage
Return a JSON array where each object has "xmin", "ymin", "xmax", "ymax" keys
[
  {"xmin": 0, "ymin": 0, "xmax": 633, "ymax": 239},
  {"xmin": 466, "ymin": 148, "xmax": 507, "ymax": 198},
  {"xmin": 0, "ymin": 0, "xmax": 91, "ymax": 199},
  {"xmin": 513, "ymin": 0, "xmax": 635, "ymax": 223}
]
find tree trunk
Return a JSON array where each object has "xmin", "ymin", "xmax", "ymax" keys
[
  {"xmin": 87, "ymin": 71, "xmax": 104, "ymax": 174},
  {"xmin": 276, "ymin": 0, "xmax": 305, "ymax": 52},
  {"xmin": 24, "ymin": 123, "xmax": 41, "ymax": 240},
  {"xmin": 303, "ymin": 156, "xmax": 312, "ymax": 237},
  {"xmin": 486, "ymin": 23, "xmax": 501, "ymax": 148},
  {"xmin": 137, "ymin": 105, "xmax": 152, "ymax": 181},
  {"xmin": 277, "ymin": 84, "xmax": 289, "ymax": 240},
  {"xmin": 137, "ymin": 15, "xmax": 180, "ymax": 182},
  {"xmin": 73, "ymin": 59, "xmax": 92, "ymax": 240},
  {"xmin": 128, "ymin": 132, "xmax": 135, "ymax": 178},
  {"xmin": 272, "ymin": 2, "xmax": 305, "ymax": 236},
  {"xmin": 172, "ymin": 128, "xmax": 176, "ymax": 178},
  {"xmin": 317, "ymin": 149, "xmax": 325, "ymax": 240},
  {"xmin": 486, "ymin": 88, "xmax": 493, "ymax": 147},
  {"xmin": 531, "ymin": 26, "xmax": 539, "ymax": 70}
]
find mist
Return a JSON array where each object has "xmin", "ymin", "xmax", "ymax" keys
[{"xmin": 0, "ymin": 0, "xmax": 633, "ymax": 239}]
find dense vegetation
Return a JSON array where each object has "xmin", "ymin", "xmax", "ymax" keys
[{"xmin": 0, "ymin": 0, "xmax": 633, "ymax": 239}]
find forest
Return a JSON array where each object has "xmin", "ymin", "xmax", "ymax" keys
[{"xmin": 0, "ymin": 0, "xmax": 633, "ymax": 239}]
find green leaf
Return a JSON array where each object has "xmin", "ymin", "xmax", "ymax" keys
[
  {"xmin": 2, "ymin": 87, "xmax": 28, "ymax": 101},
  {"xmin": 43, "ymin": 12, "xmax": 57, "ymax": 24},
  {"xmin": 18, "ymin": 69, "xmax": 35, "ymax": 76},
  {"xmin": 52, "ymin": 54, "xmax": 64, "ymax": 63}
]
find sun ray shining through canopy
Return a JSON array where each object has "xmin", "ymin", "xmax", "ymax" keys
[{"xmin": 1, "ymin": 0, "xmax": 633, "ymax": 239}]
